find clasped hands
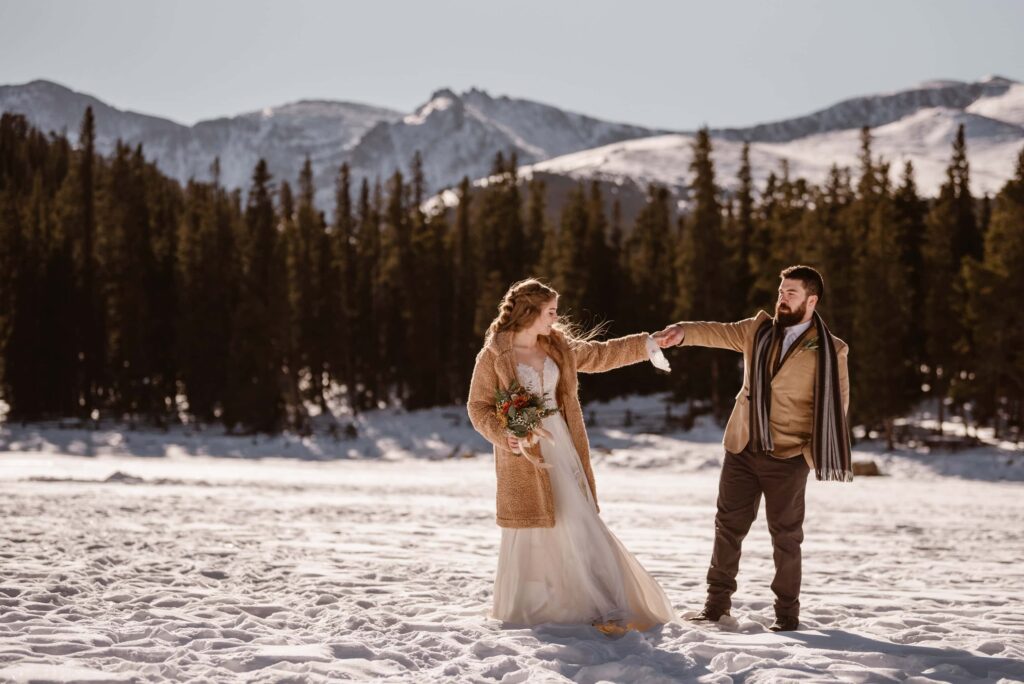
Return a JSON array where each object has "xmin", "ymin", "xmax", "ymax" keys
[{"xmin": 651, "ymin": 323, "xmax": 684, "ymax": 349}]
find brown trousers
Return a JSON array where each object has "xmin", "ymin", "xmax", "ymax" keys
[{"xmin": 705, "ymin": 443, "xmax": 809, "ymax": 618}]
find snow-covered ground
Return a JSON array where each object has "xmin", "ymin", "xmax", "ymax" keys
[{"xmin": 1, "ymin": 400, "xmax": 1023, "ymax": 683}]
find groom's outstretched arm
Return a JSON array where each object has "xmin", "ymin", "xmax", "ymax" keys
[{"xmin": 653, "ymin": 312, "xmax": 768, "ymax": 354}]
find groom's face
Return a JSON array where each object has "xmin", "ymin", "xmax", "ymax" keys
[{"xmin": 775, "ymin": 278, "xmax": 810, "ymax": 326}]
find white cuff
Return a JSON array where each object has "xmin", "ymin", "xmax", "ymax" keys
[{"xmin": 645, "ymin": 335, "xmax": 672, "ymax": 373}]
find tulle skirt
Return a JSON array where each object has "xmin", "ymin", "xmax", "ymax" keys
[{"xmin": 491, "ymin": 413, "xmax": 675, "ymax": 630}]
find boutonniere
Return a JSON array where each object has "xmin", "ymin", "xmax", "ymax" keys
[{"xmin": 800, "ymin": 337, "xmax": 820, "ymax": 352}]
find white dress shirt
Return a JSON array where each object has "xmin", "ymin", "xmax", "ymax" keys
[{"xmin": 780, "ymin": 319, "xmax": 813, "ymax": 359}]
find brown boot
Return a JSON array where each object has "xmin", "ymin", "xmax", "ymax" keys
[
  {"xmin": 688, "ymin": 605, "xmax": 730, "ymax": 623},
  {"xmin": 769, "ymin": 615, "xmax": 799, "ymax": 632}
]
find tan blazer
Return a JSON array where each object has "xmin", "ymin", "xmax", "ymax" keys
[
  {"xmin": 678, "ymin": 311, "xmax": 850, "ymax": 468},
  {"xmin": 467, "ymin": 330, "xmax": 651, "ymax": 528}
]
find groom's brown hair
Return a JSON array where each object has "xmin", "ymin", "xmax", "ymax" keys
[{"xmin": 780, "ymin": 265, "xmax": 824, "ymax": 303}]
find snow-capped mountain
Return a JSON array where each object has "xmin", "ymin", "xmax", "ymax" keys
[
  {"xmin": 344, "ymin": 87, "xmax": 662, "ymax": 197},
  {"xmin": 0, "ymin": 80, "xmax": 661, "ymax": 208},
  {"xmin": 0, "ymin": 80, "xmax": 403, "ymax": 206},
  {"xmin": 712, "ymin": 76, "xmax": 1019, "ymax": 142},
  {"xmin": 3, "ymin": 76, "xmax": 1022, "ymax": 210},
  {"xmin": 518, "ymin": 77, "xmax": 1024, "ymax": 201}
]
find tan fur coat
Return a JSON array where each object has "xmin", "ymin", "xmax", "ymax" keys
[{"xmin": 467, "ymin": 329, "xmax": 651, "ymax": 528}]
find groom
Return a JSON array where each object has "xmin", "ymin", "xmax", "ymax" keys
[{"xmin": 653, "ymin": 265, "xmax": 851, "ymax": 632}]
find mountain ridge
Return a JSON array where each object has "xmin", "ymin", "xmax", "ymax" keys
[{"xmin": 2, "ymin": 75, "xmax": 1022, "ymax": 205}]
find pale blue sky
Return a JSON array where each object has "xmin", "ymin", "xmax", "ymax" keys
[{"xmin": 1, "ymin": 0, "xmax": 1021, "ymax": 130}]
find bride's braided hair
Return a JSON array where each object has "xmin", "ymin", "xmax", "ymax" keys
[
  {"xmin": 485, "ymin": 278, "xmax": 607, "ymax": 403},
  {"xmin": 486, "ymin": 279, "xmax": 558, "ymax": 340}
]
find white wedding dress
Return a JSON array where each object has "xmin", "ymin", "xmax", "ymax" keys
[{"xmin": 491, "ymin": 352, "xmax": 676, "ymax": 630}]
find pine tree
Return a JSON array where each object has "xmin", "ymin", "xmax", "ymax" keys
[
  {"xmin": 176, "ymin": 179, "xmax": 211, "ymax": 420},
  {"xmin": 731, "ymin": 142, "xmax": 756, "ymax": 318},
  {"xmin": 353, "ymin": 178, "xmax": 383, "ymax": 409},
  {"xmin": 815, "ymin": 164, "xmax": 855, "ymax": 329},
  {"xmin": 964, "ymin": 147, "xmax": 1024, "ymax": 438},
  {"xmin": 295, "ymin": 157, "xmax": 333, "ymax": 416},
  {"xmin": 224, "ymin": 159, "xmax": 284, "ymax": 432},
  {"xmin": 922, "ymin": 135, "xmax": 975, "ymax": 434},
  {"xmin": 449, "ymin": 177, "xmax": 477, "ymax": 398},
  {"xmin": 851, "ymin": 162, "xmax": 914, "ymax": 447},
  {"xmin": 675, "ymin": 128, "xmax": 731, "ymax": 417},
  {"xmin": 332, "ymin": 163, "xmax": 357, "ymax": 410},
  {"xmin": 553, "ymin": 182, "xmax": 589, "ymax": 318},
  {"xmin": 278, "ymin": 179, "xmax": 306, "ymax": 430},
  {"xmin": 140, "ymin": 147, "xmax": 182, "ymax": 426},
  {"xmin": 837, "ymin": 130, "xmax": 884, "ymax": 424},
  {"xmin": 379, "ymin": 171, "xmax": 411, "ymax": 403},
  {"xmin": 473, "ymin": 154, "xmax": 523, "ymax": 341},
  {"xmin": 523, "ymin": 176, "xmax": 547, "ymax": 275},
  {"xmin": 625, "ymin": 184, "xmax": 675, "ymax": 342},
  {"xmin": 73, "ymin": 107, "xmax": 104, "ymax": 419},
  {"xmin": 948, "ymin": 125, "xmax": 981, "ymax": 262},
  {"xmin": 499, "ymin": 153, "xmax": 525, "ymax": 284},
  {"xmin": 607, "ymin": 196, "xmax": 635, "ymax": 334},
  {"xmin": 97, "ymin": 141, "xmax": 158, "ymax": 422},
  {"xmin": 42, "ymin": 134, "xmax": 82, "ymax": 417},
  {"xmin": 535, "ymin": 179, "xmax": 560, "ymax": 282},
  {"xmin": 403, "ymin": 151, "xmax": 447, "ymax": 408},
  {"xmin": 892, "ymin": 161, "xmax": 928, "ymax": 404},
  {"xmin": 407, "ymin": 200, "xmax": 447, "ymax": 408},
  {"xmin": 312, "ymin": 205, "xmax": 335, "ymax": 412},
  {"xmin": 578, "ymin": 181, "xmax": 615, "ymax": 325},
  {"xmin": 748, "ymin": 171, "xmax": 778, "ymax": 309}
]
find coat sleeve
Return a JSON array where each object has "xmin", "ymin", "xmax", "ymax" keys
[
  {"xmin": 676, "ymin": 313, "xmax": 765, "ymax": 354},
  {"xmin": 466, "ymin": 350, "xmax": 508, "ymax": 450},
  {"xmin": 572, "ymin": 332, "xmax": 651, "ymax": 374}
]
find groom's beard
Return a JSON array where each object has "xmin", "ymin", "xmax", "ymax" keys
[{"xmin": 775, "ymin": 301, "xmax": 807, "ymax": 327}]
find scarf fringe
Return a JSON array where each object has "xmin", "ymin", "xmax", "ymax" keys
[{"xmin": 816, "ymin": 470, "xmax": 855, "ymax": 482}]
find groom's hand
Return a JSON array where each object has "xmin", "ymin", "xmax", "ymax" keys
[{"xmin": 652, "ymin": 324, "xmax": 684, "ymax": 348}]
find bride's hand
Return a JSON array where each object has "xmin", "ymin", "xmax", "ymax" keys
[
  {"xmin": 506, "ymin": 435, "xmax": 521, "ymax": 452},
  {"xmin": 652, "ymin": 324, "xmax": 684, "ymax": 348}
]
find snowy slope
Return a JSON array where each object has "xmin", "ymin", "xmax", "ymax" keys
[
  {"xmin": 966, "ymin": 82, "xmax": 1024, "ymax": 126},
  {"xmin": 520, "ymin": 103, "xmax": 1024, "ymax": 199},
  {"xmin": 712, "ymin": 75, "xmax": 1018, "ymax": 142}
]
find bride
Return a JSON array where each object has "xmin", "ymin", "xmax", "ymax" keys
[{"xmin": 467, "ymin": 278, "xmax": 676, "ymax": 633}]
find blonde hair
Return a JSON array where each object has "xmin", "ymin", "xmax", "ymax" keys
[
  {"xmin": 484, "ymin": 278, "xmax": 607, "ymax": 404},
  {"xmin": 485, "ymin": 278, "xmax": 558, "ymax": 342}
]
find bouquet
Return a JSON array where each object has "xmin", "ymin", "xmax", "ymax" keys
[{"xmin": 495, "ymin": 381, "xmax": 558, "ymax": 469}]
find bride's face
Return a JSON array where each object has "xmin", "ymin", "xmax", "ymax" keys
[{"xmin": 529, "ymin": 297, "xmax": 559, "ymax": 336}]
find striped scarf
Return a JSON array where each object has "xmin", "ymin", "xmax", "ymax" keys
[{"xmin": 750, "ymin": 311, "xmax": 853, "ymax": 482}]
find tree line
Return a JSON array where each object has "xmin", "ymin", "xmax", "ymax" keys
[{"xmin": 0, "ymin": 108, "xmax": 1021, "ymax": 444}]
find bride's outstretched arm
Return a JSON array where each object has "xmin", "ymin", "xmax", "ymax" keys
[{"xmin": 572, "ymin": 332, "xmax": 652, "ymax": 374}]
